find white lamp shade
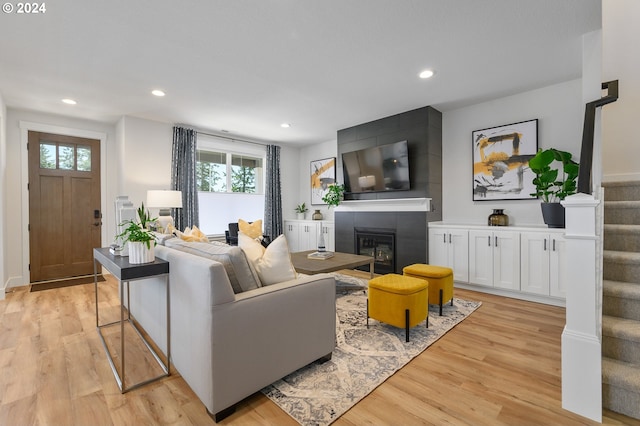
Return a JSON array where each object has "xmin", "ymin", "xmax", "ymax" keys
[{"xmin": 146, "ymin": 190, "xmax": 183, "ymax": 208}]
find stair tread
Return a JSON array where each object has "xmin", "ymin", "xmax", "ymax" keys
[
  {"xmin": 604, "ymin": 280, "xmax": 640, "ymax": 299},
  {"xmin": 602, "ymin": 315, "xmax": 640, "ymax": 342},
  {"xmin": 605, "ymin": 200, "xmax": 640, "ymax": 207},
  {"xmin": 602, "ymin": 357, "xmax": 640, "ymax": 391},
  {"xmin": 604, "ymin": 224, "xmax": 640, "ymax": 233},
  {"xmin": 604, "ymin": 250, "xmax": 640, "ymax": 262},
  {"xmin": 603, "ymin": 181, "xmax": 640, "ymax": 187}
]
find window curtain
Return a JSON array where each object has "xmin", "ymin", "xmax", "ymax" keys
[
  {"xmin": 264, "ymin": 145, "xmax": 283, "ymax": 239},
  {"xmin": 171, "ymin": 126, "xmax": 199, "ymax": 231}
]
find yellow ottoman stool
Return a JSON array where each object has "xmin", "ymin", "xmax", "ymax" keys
[
  {"xmin": 403, "ymin": 264, "xmax": 454, "ymax": 316},
  {"xmin": 367, "ymin": 274, "xmax": 429, "ymax": 342}
]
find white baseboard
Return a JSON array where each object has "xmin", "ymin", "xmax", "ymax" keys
[
  {"xmin": 602, "ymin": 172, "xmax": 640, "ymax": 183},
  {"xmin": 454, "ymin": 281, "xmax": 566, "ymax": 307}
]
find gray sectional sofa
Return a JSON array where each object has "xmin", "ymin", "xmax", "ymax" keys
[{"xmin": 127, "ymin": 237, "xmax": 336, "ymax": 421}]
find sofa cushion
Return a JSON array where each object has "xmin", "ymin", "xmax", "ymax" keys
[
  {"xmin": 165, "ymin": 238, "xmax": 261, "ymax": 293},
  {"xmin": 239, "ymin": 233, "xmax": 297, "ymax": 286},
  {"xmin": 238, "ymin": 219, "xmax": 263, "ymax": 240}
]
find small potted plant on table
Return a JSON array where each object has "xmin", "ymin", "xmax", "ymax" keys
[{"xmin": 117, "ymin": 202, "xmax": 158, "ymax": 264}]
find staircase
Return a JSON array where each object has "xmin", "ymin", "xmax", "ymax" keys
[{"xmin": 602, "ymin": 180, "xmax": 640, "ymax": 420}]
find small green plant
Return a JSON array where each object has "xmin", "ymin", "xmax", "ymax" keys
[
  {"xmin": 117, "ymin": 202, "xmax": 157, "ymax": 249},
  {"xmin": 295, "ymin": 202, "xmax": 308, "ymax": 213},
  {"xmin": 529, "ymin": 148, "xmax": 579, "ymax": 203},
  {"xmin": 322, "ymin": 183, "xmax": 345, "ymax": 208}
]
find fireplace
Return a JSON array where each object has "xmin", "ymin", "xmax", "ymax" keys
[{"xmin": 355, "ymin": 228, "xmax": 395, "ymax": 274}]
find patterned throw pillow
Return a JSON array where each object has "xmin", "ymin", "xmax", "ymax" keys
[{"xmin": 238, "ymin": 219, "xmax": 263, "ymax": 240}]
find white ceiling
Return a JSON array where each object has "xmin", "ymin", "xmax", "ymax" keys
[{"xmin": 0, "ymin": 0, "xmax": 601, "ymax": 145}]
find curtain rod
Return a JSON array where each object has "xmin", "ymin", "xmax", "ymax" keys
[{"xmin": 175, "ymin": 124, "xmax": 272, "ymax": 147}]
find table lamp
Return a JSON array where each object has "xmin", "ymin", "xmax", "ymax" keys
[{"xmin": 146, "ymin": 190, "xmax": 183, "ymax": 232}]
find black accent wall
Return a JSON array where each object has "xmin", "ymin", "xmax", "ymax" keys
[{"xmin": 335, "ymin": 106, "xmax": 443, "ymax": 272}]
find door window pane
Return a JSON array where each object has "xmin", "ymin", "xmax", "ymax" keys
[
  {"xmin": 58, "ymin": 145, "xmax": 75, "ymax": 170},
  {"xmin": 77, "ymin": 146, "xmax": 91, "ymax": 171},
  {"xmin": 40, "ymin": 143, "xmax": 56, "ymax": 169}
]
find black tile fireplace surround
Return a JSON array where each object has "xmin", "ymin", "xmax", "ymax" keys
[{"xmin": 335, "ymin": 211, "xmax": 427, "ymax": 274}]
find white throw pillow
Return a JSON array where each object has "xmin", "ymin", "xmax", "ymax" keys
[{"xmin": 239, "ymin": 233, "xmax": 296, "ymax": 286}]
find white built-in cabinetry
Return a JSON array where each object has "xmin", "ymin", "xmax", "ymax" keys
[
  {"xmin": 428, "ymin": 227, "xmax": 469, "ymax": 282},
  {"xmin": 283, "ymin": 220, "xmax": 335, "ymax": 252},
  {"xmin": 468, "ymin": 229, "xmax": 520, "ymax": 291},
  {"xmin": 429, "ymin": 223, "xmax": 565, "ymax": 305}
]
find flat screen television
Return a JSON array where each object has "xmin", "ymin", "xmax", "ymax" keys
[{"xmin": 342, "ymin": 140, "xmax": 410, "ymax": 194}]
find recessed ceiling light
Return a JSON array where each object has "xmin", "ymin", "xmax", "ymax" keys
[
  {"xmin": 419, "ymin": 69, "xmax": 435, "ymax": 79},
  {"xmin": 281, "ymin": 123, "xmax": 291, "ymax": 128},
  {"xmin": 62, "ymin": 98, "xmax": 77, "ymax": 105},
  {"xmin": 151, "ymin": 89, "xmax": 166, "ymax": 97}
]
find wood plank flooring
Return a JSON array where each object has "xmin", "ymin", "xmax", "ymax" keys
[{"xmin": 0, "ymin": 271, "xmax": 639, "ymax": 425}]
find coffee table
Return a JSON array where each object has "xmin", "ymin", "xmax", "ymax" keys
[{"xmin": 290, "ymin": 250, "xmax": 375, "ymax": 278}]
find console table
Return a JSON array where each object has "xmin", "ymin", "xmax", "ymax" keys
[{"xmin": 93, "ymin": 247, "xmax": 170, "ymax": 393}]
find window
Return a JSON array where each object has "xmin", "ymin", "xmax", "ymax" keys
[
  {"xmin": 195, "ymin": 135, "xmax": 266, "ymax": 235},
  {"xmin": 196, "ymin": 150, "xmax": 263, "ymax": 194}
]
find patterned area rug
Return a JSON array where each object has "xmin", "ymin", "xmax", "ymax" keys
[{"xmin": 261, "ymin": 273, "xmax": 481, "ymax": 425}]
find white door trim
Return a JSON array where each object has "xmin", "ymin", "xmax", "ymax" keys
[{"xmin": 19, "ymin": 121, "xmax": 107, "ymax": 285}]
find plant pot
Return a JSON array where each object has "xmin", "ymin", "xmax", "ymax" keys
[
  {"xmin": 296, "ymin": 212, "xmax": 305, "ymax": 220},
  {"xmin": 128, "ymin": 241, "xmax": 155, "ymax": 264},
  {"xmin": 540, "ymin": 202, "xmax": 565, "ymax": 228}
]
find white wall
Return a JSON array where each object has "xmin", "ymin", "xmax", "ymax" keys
[
  {"xmin": 602, "ymin": 0, "xmax": 640, "ymax": 182},
  {"xmin": 442, "ymin": 79, "xmax": 584, "ymax": 226},
  {"xmin": 0, "ymin": 94, "xmax": 6, "ymax": 297},
  {"xmin": 4, "ymin": 108, "xmax": 117, "ymax": 287},
  {"xmin": 297, "ymin": 140, "xmax": 338, "ymax": 221}
]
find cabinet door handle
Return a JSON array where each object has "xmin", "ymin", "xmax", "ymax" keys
[
  {"xmin": 544, "ymin": 239, "xmax": 547, "ymax": 251},
  {"xmin": 488, "ymin": 236, "xmax": 491, "ymax": 247},
  {"xmin": 449, "ymin": 234, "xmax": 452, "ymax": 244},
  {"xmin": 443, "ymin": 234, "xmax": 446, "ymax": 243},
  {"xmin": 495, "ymin": 236, "xmax": 498, "ymax": 247},
  {"xmin": 553, "ymin": 239, "xmax": 556, "ymax": 251}
]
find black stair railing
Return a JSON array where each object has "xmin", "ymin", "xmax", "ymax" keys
[{"xmin": 578, "ymin": 80, "xmax": 619, "ymax": 194}]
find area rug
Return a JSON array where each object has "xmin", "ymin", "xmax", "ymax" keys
[{"xmin": 261, "ymin": 274, "xmax": 481, "ymax": 425}]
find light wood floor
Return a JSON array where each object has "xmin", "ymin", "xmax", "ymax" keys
[{"xmin": 1, "ymin": 272, "xmax": 639, "ymax": 426}]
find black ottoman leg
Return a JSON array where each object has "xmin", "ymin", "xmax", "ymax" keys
[
  {"xmin": 405, "ymin": 309, "xmax": 410, "ymax": 342},
  {"xmin": 366, "ymin": 299, "xmax": 369, "ymax": 328},
  {"xmin": 439, "ymin": 289, "xmax": 443, "ymax": 316}
]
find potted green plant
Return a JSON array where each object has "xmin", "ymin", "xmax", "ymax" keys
[
  {"xmin": 322, "ymin": 183, "xmax": 345, "ymax": 208},
  {"xmin": 117, "ymin": 202, "xmax": 158, "ymax": 263},
  {"xmin": 529, "ymin": 148, "xmax": 579, "ymax": 228},
  {"xmin": 295, "ymin": 202, "xmax": 308, "ymax": 219}
]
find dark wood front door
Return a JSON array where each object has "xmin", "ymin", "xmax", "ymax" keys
[{"xmin": 28, "ymin": 131, "xmax": 101, "ymax": 282}]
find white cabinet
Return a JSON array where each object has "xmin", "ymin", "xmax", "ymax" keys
[
  {"xmin": 429, "ymin": 223, "xmax": 565, "ymax": 305},
  {"xmin": 521, "ymin": 232, "xmax": 566, "ymax": 297},
  {"xmin": 468, "ymin": 230, "xmax": 520, "ymax": 290},
  {"xmin": 428, "ymin": 227, "xmax": 469, "ymax": 282},
  {"xmin": 283, "ymin": 220, "xmax": 334, "ymax": 252}
]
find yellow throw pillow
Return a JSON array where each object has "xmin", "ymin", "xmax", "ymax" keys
[
  {"xmin": 176, "ymin": 225, "xmax": 209, "ymax": 242},
  {"xmin": 238, "ymin": 219, "xmax": 263, "ymax": 240}
]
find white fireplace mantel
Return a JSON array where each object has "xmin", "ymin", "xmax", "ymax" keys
[{"xmin": 335, "ymin": 197, "xmax": 432, "ymax": 212}]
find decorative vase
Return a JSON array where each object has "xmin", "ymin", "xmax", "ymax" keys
[
  {"xmin": 488, "ymin": 209, "xmax": 509, "ymax": 226},
  {"xmin": 541, "ymin": 202, "xmax": 565, "ymax": 228},
  {"xmin": 128, "ymin": 242, "xmax": 155, "ymax": 264},
  {"xmin": 312, "ymin": 209, "xmax": 323, "ymax": 220}
]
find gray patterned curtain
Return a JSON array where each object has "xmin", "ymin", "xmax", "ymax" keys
[
  {"xmin": 264, "ymin": 145, "xmax": 283, "ymax": 239},
  {"xmin": 171, "ymin": 126, "xmax": 199, "ymax": 230}
]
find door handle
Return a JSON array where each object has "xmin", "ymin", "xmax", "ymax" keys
[
  {"xmin": 488, "ymin": 236, "xmax": 491, "ymax": 247},
  {"xmin": 94, "ymin": 222, "xmax": 101, "ymax": 227}
]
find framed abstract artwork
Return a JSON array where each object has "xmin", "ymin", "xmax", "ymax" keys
[
  {"xmin": 311, "ymin": 157, "xmax": 336, "ymax": 205},
  {"xmin": 472, "ymin": 119, "xmax": 538, "ymax": 201}
]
